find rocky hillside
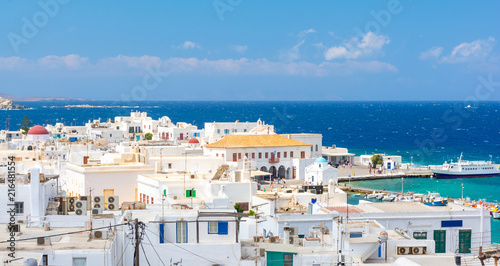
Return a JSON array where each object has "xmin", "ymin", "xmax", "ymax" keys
[{"xmin": 0, "ymin": 97, "xmax": 25, "ymax": 110}]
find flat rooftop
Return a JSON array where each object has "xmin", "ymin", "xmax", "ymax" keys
[{"xmin": 354, "ymin": 201, "xmax": 479, "ymax": 214}]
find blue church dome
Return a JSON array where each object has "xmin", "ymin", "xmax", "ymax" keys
[{"xmin": 315, "ymin": 157, "xmax": 327, "ymax": 163}]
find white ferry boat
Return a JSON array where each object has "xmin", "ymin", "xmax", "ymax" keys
[{"xmin": 431, "ymin": 154, "xmax": 500, "ymax": 179}]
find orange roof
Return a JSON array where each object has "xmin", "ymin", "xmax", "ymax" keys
[{"xmin": 205, "ymin": 135, "xmax": 312, "ymax": 148}]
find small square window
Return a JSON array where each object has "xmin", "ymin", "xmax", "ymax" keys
[
  {"xmin": 208, "ymin": 222, "xmax": 218, "ymax": 234},
  {"xmin": 15, "ymin": 202, "xmax": 23, "ymax": 214}
]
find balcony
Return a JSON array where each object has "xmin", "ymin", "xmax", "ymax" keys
[{"xmin": 269, "ymin": 158, "xmax": 280, "ymax": 163}]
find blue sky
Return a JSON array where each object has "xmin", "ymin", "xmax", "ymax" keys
[{"xmin": 0, "ymin": 0, "xmax": 499, "ymax": 101}]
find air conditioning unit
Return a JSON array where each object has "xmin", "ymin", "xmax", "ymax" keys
[
  {"xmin": 92, "ymin": 208, "xmax": 103, "ymax": 215},
  {"xmin": 7, "ymin": 224, "xmax": 20, "ymax": 233},
  {"xmin": 253, "ymin": 236, "xmax": 263, "ymax": 242},
  {"xmin": 107, "ymin": 196, "xmax": 119, "ymax": 211},
  {"xmin": 411, "ymin": 246, "xmax": 427, "ymax": 255},
  {"xmin": 93, "ymin": 230, "xmax": 108, "ymax": 240},
  {"xmin": 269, "ymin": 236, "xmax": 279, "ymax": 243},
  {"xmin": 75, "ymin": 200, "xmax": 87, "ymax": 216},
  {"xmin": 190, "ymin": 174, "xmax": 195, "ymax": 179},
  {"xmin": 173, "ymin": 195, "xmax": 178, "ymax": 200},
  {"xmin": 80, "ymin": 196, "xmax": 90, "ymax": 209},
  {"xmin": 37, "ymin": 237, "xmax": 51, "ymax": 246},
  {"xmin": 67, "ymin": 197, "xmax": 76, "ymax": 212},
  {"xmin": 293, "ymin": 237, "xmax": 304, "ymax": 247},
  {"xmin": 68, "ymin": 197, "xmax": 76, "ymax": 205},
  {"xmin": 93, "ymin": 196, "xmax": 104, "ymax": 209},
  {"xmin": 397, "ymin": 247, "xmax": 411, "ymax": 255}
]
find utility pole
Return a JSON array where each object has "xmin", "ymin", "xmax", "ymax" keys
[{"xmin": 134, "ymin": 218, "xmax": 140, "ymax": 266}]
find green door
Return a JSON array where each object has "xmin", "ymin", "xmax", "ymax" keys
[
  {"xmin": 434, "ymin": 230, "xmax": 446, "ymax": 253},
  {"xmin": 459, "ymin": 230, "xmax": 472, "ymax": 253}
]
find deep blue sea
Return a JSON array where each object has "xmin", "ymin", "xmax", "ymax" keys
[
  {"xmin": 3, "ymin": 101, "xmax": 499, "ymax": 166},
  {"xmin": 2, "ymin": 101, "xmax": 500, "ymax": 241}
]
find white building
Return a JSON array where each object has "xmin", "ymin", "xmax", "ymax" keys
[
  {"xmin": 63, "ymin": 162, "xmax": 154, "ymax": 203},
  {"xmin": 322, "ymin": 145, "xmax": 355, "ymax": 166},
  {"xmin": 204, "ymin": 134, "xmax": 313, "ymax": 179},
  {"xmin": 26, "ymin": 125, "xmax": 51, "ymax": 142},
  {"xmin": 359, "ymin": 154, "xmax": 403, "ymax": 169},
  {"xmin": 322, "ymin": 201, "xmax": 490, "ymax": 255},
  {"xmin": 304, "ymin": 157, "xmax": 338, "ymax": 185},
  {"xmin": 204, "ymin": 119, "xmax": 274, "ymax": 143}
]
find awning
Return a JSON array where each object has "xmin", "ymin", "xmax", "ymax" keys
[{"xmin": 249, "ymin": 170, "xmax": 272, "ymax": 177}]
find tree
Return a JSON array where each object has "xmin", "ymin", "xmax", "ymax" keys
[
  {"xmin": 144, "ymin": 133, "xmax": 153, "ymax": 140},
  {"xmin": 371, "ymin": 154, "xmax": 383, "ymax": 167},
  {"xmin": 247, "ymin": 210, "xmax": 256, "ymax": 216},
  {"xmin": 234, "ymin": 203, "xmax": 244, "ymax": 213},
  {"xmin": 20, "ymin": 115, "xmax": 33, "ymax": 135}
]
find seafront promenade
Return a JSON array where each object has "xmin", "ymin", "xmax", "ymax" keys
[
  {"xmin": 336, "ymin": 164, "xmax": 433, "ymax": 182},
  {"xmin": 258, "ymin": 164, "xmax": 433, "ymax": 191}
]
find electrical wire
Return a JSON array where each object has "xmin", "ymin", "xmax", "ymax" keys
[
  {"xmin": 144, "ymin": 229, "xmax": 166, "ymax": 266},
  {"xmin": 115, "ymin": 237, "xmax": 132, "ymax": 266},
  {"xmin": 0, "ymin": 223, "xmax": 130, "ymax": 243},
  {"xmin": 140, "ymin": 242, "xmax": 152, "ymax": 266},
  {"xmin": 145, "ymin": 227, "xmax": 218, "ymax": 264}
]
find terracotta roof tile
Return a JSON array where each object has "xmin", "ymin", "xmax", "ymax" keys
[{"xmin": 205, "ymin": 135, "xmax": 312, "ymax": 148}]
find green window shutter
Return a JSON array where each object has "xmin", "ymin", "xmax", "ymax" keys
[
  {"xmin": 434, "ymin": 230, "xmax": 446, "ymax": 253},
  {"xmin": 459, "ymin": 230, "xmax": 472, "ymax": 253}
]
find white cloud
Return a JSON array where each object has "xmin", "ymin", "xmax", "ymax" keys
[
  {"xmin": 0, "ymin": 54, "xmax": 397, "ymax": 76},
  {"xmin": 0, "ymin": 57, "xmax": 29, "ymax": 70},
  {"xmin": 324, "ymin": 32, "xmax": 390, "ymax": 60},
  {"xmin": 37, "ymin": 54, "xmax": 90, "ymax": 69},
  {"xmin": 232, "ymin": 45, "xmax": 248, "ymax": 53},
  {"xmin": 98, "ymin": 55, "xmax": 162, "ymax": 69},
  {"xmin": 419, "ymin": 47, "xmax": 443, "ymax": 60},
  {"xmin": 298, "ymin": 28, "xmax": 316, "ymax": 38},
  {"xmin": 280, "ymin": 40, "xmax": 305, "ymax": 62},
  {"xmin": 441, "ymin": 37, "xmax": 495, "ymax": 63},
  {"xmin": 174, "ymin": 41, "xmax": 201, "ymax": 50}
]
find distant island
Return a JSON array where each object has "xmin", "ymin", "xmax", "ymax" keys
[
  {"xmin": 0, "ymin": 93, "xmax": 95, "ymax": 102},
  {"xmin": 0, "ymin": 97, "xmax": 25, "ymax": 110}
]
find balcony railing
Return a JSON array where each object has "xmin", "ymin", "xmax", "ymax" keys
[{"xmin": 269, "ymin": 158, "xmax": 280, "ymax": 163}]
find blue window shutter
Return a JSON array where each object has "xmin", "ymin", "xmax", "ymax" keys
[
  {"xmin": 218, "ymin": 222, "xmax": 228, "ymax": 235},
  {"xmin": 159, "ymin": 223, "xmax": 164, "ymax": 243}
]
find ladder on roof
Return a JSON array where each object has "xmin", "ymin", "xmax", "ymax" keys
[{"xmin": 212, "ymin": 164, "xmax": 229, "ymax": 180}]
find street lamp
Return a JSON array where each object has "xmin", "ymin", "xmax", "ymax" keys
[{"xmin": 461, "ymin": 183, "xmax": 464, "ymax": 199}]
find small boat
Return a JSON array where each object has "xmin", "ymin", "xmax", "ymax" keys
[
  {"xmin": 382, "ymin": 194, "xmax": 396, "ymax": 202},
  {"xmin": 365, "ymin": 191, "xmax": 383, "ymax": 199},
  {"xmin": 351, "ymin": 194, "xmax": 361, "ymax": 197},
  {"xmin": 424, "ymin": 200, "xmax": 448, "ymax": 206},
  {"xmin": 423, "ymin": 192, "xmax": 448, "ymax": 206},
  {"xmin": 493, "ymin": 212, "xmax": 500, "ymax": 219}
]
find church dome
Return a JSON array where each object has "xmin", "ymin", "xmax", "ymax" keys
[
  {"xmin": 28, "ymin": 125, "xmax": 49, "ymax": 135},
  {"xmin": 315, "ymin": 157, "xmax": 327, "ymax": 163}
]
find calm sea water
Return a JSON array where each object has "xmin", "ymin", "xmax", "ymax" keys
[{"xmin": 2, "ymin": 101, "xmax": 500, "ymax": 240}]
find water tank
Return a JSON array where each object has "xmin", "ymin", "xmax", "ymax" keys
[{"xmin": 22, "ymin": 258, "xmax": 38, "ymax": 266}]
